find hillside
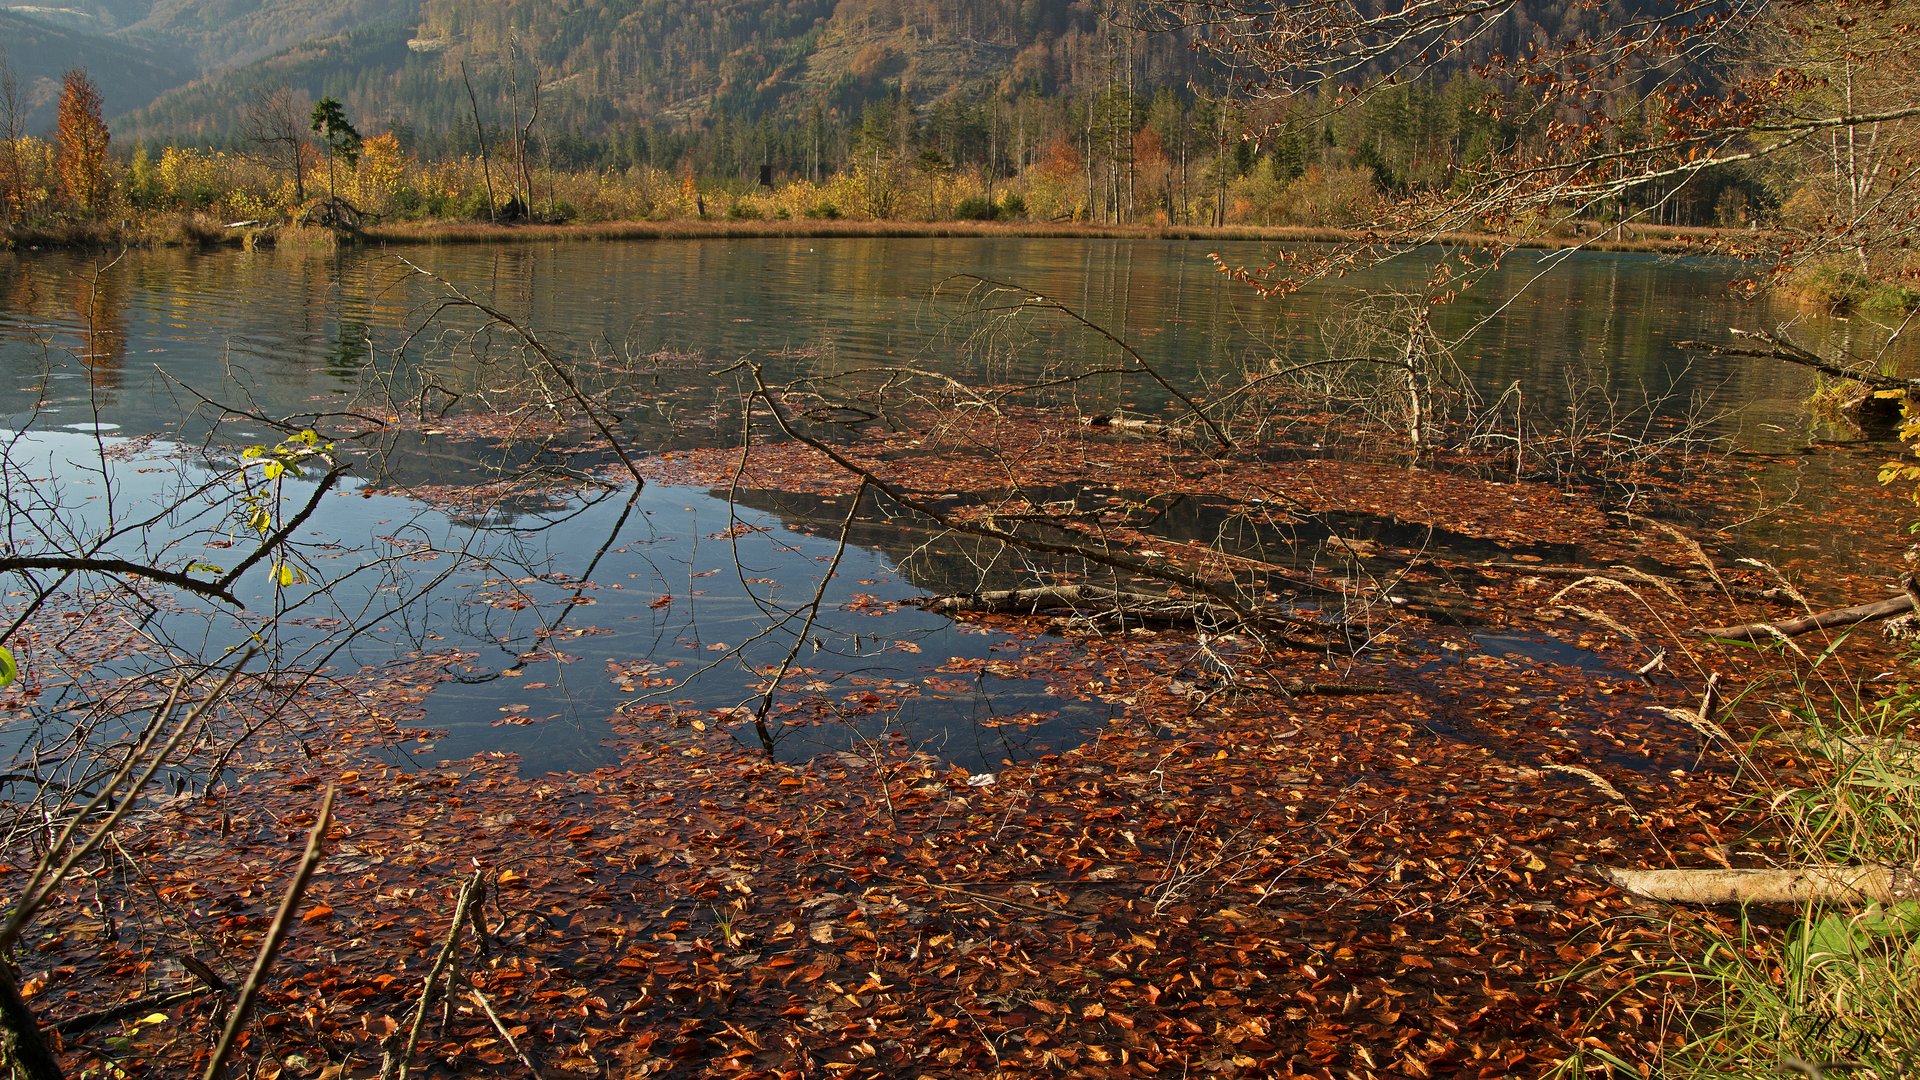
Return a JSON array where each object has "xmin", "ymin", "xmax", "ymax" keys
[
  {"xmin": 123, "ymin": 0, "xmax": 416, "ymax": 69},
  {"xmin": 1, "ymin": 0, "xmax": 1681, "ymax": 147},
  {"xmin": 115, "ymin": 0, "xmax": 1192, "ymax": 145}
]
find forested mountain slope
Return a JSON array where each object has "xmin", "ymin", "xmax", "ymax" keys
[
  {"xmin": 117, "ymin": 0, "xmax": 1180, "ymax": 144},
  {"xmin": 0, "ymin": 0, "xmax": 1677, "ymax": 144},
  {"xmin": 0, "ymin": 7, "xmax": 187, "ymax": 130}
]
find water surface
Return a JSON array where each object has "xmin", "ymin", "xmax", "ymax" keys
[{"xmin": 0, "ymin": 238, "xmax": 1907, "ymax": 774}]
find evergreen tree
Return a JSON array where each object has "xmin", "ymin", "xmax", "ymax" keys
[{"xmin": 310, "ymin": 97, "xmax": 363, "ymax": 201}]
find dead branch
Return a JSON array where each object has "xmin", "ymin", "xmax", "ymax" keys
[
  {"xmin": 203, "ymin": 784, "xmax": 336, "ymax": 1080},
  {"xmin": 56, "ymin": 985, "xmax": 219, "ymax": 1036},
  {"xmin": 736, "ymin": 361, "xmax": 1302, "ymax": 627},
  {"xmin": 389, "ymin": 869, "xmax": 488, "ymax": 1080},
  {"xmin": 1680, "ymin": 331, "xmax": 1920, "ymax": 394},
  {"xmin": 1080, "ymin": 414, "xmax": 1191, "ymax": 438}
]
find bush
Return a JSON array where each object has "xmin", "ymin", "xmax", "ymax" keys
[{"xmin": 953, "ymin": 195, "xmax": 997, "ymax": 221}]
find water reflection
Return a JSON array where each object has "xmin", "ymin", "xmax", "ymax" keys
[
  {"xmin": 1, "ymin": 239, "xmax": 1914, "ymax": 774},
  {"xmin": 4, "ymin": 240, "xmax": 1898, "ymax": 452}
]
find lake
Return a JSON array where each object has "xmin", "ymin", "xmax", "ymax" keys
[{"xmin": 0, "ymin": 237, "xmax": 1903, "ymax": 776}]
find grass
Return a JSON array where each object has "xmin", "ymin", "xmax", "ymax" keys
[
  {"xmin": 1650, "ymin": 660, "xmax": 1920, "ymax": 1078},
  {"xmin": 1787, "ymin": 260, "xmax": 1920, "ymax": 317}
]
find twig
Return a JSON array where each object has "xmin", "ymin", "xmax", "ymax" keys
[
  {"xmin": 398, "ymin": 262, "xmax": 645, "ymax": 486},
  {"xmin": 467, "ymin": 987, "xmax": 542, "ymax": 1078},
  {"xmin": 3, "ymin": 655, "xmax": 251, "ymax": 950},
  {"xmin": 202, "ymin": 784, "xmax": 335, "ymax": 1080},
  {"xmin": 0, "ymin": 555, "xmax": 239, "ymax": 607},
  {"xmin": 214, "ymin": 464, "xmax": 350, "ymax": 593},
  {"xmin": 749, "ymin": 479, "xmax": 868, "ymax": 737},
  {"xmin": 950, "ymin": 274, "xmax": 1234, "ymax": 452},
  {"xmin": 391, "ymin": 869, "xmax": 487, "ymax": 1080},
  {"xmin": 56, "ymin": 985, "xmax": 215, "ymax": 1036}
]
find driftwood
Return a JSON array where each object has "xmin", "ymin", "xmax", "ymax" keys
[
  {"xmin": 1599, "ymin": 865, "xmax": 1909, "ymax": 906},
  {"xmin": 1080, "ymin": 414, "xmax": 1191, "ymax": 439},
  {"xmin": 1700, "ymin": 593, "xmax": 1915, "ymax": 642}
]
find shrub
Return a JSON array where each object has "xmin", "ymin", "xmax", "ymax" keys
[{"xmin": 953, "ymin": 195, "xmax": 997, "ymax": 221}]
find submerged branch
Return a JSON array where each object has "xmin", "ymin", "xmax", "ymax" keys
[{"xmin": 923, "ymin": 583, "xmax": 1314, "ymax": 632}]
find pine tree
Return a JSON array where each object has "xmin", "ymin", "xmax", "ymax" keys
[{"xmin": 310, "ymin": 97, "xmax": 363, "ymax": 202}]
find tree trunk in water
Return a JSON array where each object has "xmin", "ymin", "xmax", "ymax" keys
[{"xmin": 0, "ymin": 964, "xmax": 64, "ymax": 1080}]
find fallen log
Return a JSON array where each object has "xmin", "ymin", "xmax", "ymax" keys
[
  {"xmin": 1599, "ymin": 865, "xmax": 1909, "ymax": 906},
  {"xmin": 1699, "ymin": 593, "xmax": 1915, "ymax": 642},
  {"xmin": 1081, "ymin": 414, "xmax": 1191, "ymax": 439}
]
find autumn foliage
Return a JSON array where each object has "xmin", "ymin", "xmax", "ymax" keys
[{"xmin": 53, "ymin": 68, "xmax": 110, "ymax": 217}]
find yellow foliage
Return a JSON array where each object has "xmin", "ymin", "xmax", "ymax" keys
[
  {"xmin": 1881, "ymin": 409, "xmax": 1920, "ymax": 498},
  {"xmin": 354, "ymin": 132, "xmax": 407, "ymax": 212}
]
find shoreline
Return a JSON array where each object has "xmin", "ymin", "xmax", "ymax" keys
[
  {"xmin": 362, "ymin": 217, "xmax": 1728, "ymax": 256},
  {"xmin": 3, "ymin": 214, "xmax": 1734, "ymax": 257}
]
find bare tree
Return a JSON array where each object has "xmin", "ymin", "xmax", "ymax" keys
[
  {"xmin": 460, "ymin": 60, "xmax": 499, "ymax": 223},
  {"xmin": 0, "ymin": 52, "xmax": 22, "ymax": 224},
  {"xmin": 241, "ymin": 86, "xmax": 311, "ymax": 210}
]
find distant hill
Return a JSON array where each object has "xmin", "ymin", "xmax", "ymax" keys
[
  {"xmin": 0, "ymin": 8, "xmax": 189, "ymax": 132},
  {"xmin": 122, "ymin": 0, "xmax": 417, "ymax": 69}
]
